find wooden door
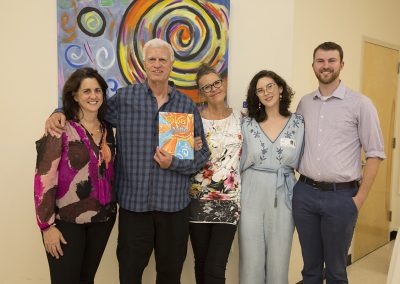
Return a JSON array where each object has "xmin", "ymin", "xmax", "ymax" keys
[{"xmin": 353, "ymin": 41, "xmax": 398, "ymax": 261}]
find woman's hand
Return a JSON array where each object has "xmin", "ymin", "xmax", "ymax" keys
[
  {"xmin": 194, "ymin": 136, "xmax": 203, "ymax": 151},
  {"xmin": 43, "ymin": 226, "xmax": 67, "ymax": 259}
]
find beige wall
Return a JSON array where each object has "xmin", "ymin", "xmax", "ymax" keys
[
  {"xmin": 290, "ymin": 0, "xmax": 400, "ymax": 233},
  {"xmin": 1, "ymin": 0, "xmax": 399, "ymax": 283}
]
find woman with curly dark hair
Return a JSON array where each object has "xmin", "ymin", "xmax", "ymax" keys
[
  {"xmin": 34, "ymin": 67, "xmax": 116, "ymax": 284},
  {"xmin": 239, "ymin": 70, "xmax": 304, "ymax": 284}
]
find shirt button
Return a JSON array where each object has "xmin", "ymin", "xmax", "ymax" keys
[
  {"xmin": 319, "ymin": 129, "xmax": 322, "ymax": 132},
  {"xmin": 317, "ymin": 158, "xmax": 320, "ymax": 161},
  {"xmin": 320, "ymin": 115, "xmax": 324, "ymax": 118},
  {"xmin": 318, "ymin": 173, "xmax": 321, "ymax": 175},
  {"xmin": 318, "ymin": 144, "xmax": 321, "ymax": 147}
]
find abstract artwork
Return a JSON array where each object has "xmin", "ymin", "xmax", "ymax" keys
[{"xmin": 57, "ymin": 0, "xmax": 230, "ymax": 104}]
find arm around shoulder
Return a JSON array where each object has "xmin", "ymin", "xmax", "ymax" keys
[{"xmin": 45, "ymin": 111, "xmax": 66, "ymax": 137}]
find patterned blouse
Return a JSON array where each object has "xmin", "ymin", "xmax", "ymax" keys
[
  {"xmin": 190, "ymin": 110, "xmax": 242, "ymax": 225},
  {"xmin": 34, "ymin": 121, "xmax": 116, "ymax": 231}
]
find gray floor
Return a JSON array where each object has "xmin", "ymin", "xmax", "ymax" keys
[{"xmin": 323, "ymin": 241, "xmax": 394, "ymax": 284}]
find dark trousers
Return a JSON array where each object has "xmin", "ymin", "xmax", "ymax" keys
[
  {"xmin": 189, "ymin": 223, "xmax": 236, "ymax": 284},
  {"xmin": 292, "ymin": 180, "xmax": 358, "ymax": 284},
  {"xmin": 45, "ymin": 216, "xmax": 116, "ymax": 284},
  {"xmin": 117, "ymin": 206, "xmax": 190, "ymax": 284}
]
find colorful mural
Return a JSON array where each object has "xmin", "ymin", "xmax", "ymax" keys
[{"xmin": 57, "ymin": 0, "xmax": 230, "ymax": 103}]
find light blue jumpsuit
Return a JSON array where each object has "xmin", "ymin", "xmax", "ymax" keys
[{"xmin": 239, "ymin": 114, "xmax": 304, "ymax": 284}]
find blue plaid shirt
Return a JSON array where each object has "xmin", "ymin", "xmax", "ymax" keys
[{"xmin": 105, "ymin": 81, "xmax": 210, "ymax": 212}]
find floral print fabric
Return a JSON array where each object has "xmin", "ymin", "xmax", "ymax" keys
[{"xmin": 190, "ymin": 111, "xmax": 242, "ymax": 225}]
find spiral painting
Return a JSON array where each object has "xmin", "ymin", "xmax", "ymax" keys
[{"xmin": 57, "ymin": 0, "xmax": 230, "ymax": 103}]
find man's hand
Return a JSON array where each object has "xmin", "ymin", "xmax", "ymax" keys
[
  {"xmin": 43, "ymin": 226, "xmax": 67, "ymax": 259},
  {"xmin": 154, "ymin": 147, "xmax": 173, "ymax": 169},
  {"xmin": 352, "ymin": 195, "xmax": 364, "ymax": 211},
  {"xmin": 45, "ymin": 112, "xmax": 66, "ymax": 138},
  {"xmin": 352, "ymin": 157, "xmax": 382, "ymax": 211}
]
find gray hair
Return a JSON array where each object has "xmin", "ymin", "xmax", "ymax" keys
[{"xmin": 143, "ymin": 38, "xmax": 175, "ymax": 62}]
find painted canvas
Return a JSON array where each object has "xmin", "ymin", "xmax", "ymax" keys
[
  {"xmin": 57, "ymin": 0, "xmax": 230, "ymax": 104},
  {"xmin": 159, "ymin": 112, "xmax": 194, "ymax": 160}
]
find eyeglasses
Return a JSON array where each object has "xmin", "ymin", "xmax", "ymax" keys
[
  {"xmin": 255, "ymin": 83, "xmax": 276, "ymax": 96},
  {"xmin": 200, "ymin": 79, "xmax": 223, "ymax": 93}
]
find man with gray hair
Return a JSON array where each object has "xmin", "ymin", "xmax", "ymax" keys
[{"xmin": 46, "ymin": 38, "xmax": 210, "ymax": 283}]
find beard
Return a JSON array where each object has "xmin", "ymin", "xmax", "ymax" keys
[{"xmin": 314, "ymin": 68, "xmax": 341, "ymax": 85}]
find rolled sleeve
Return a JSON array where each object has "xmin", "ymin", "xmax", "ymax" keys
[{"xmin": 358, "ymin": 97, "xmax": 386, "ymax": 160}]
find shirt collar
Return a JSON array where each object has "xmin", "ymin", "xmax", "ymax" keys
[
  {"xmin": 313, "ymin": 81, "xmax": 346, "ymax": 100},
  {"xmin": 144, "ymin": 80, "xmax": 177, "ymax": 99}
]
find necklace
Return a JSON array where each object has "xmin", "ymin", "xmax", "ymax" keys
[
  {"xmin": 79, "ymin": 122, "xmax": 103, "ymax": 149},
  {"xmin": 79, "ymin": 121, "xmax": 101, "ymax": 136}
]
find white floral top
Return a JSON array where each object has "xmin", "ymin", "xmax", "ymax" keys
[{"xmin": 190, "ymin": 110, "xmax": 242, "ymax": 225}]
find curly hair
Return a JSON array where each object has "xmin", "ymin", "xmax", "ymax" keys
[
  {"xmin": 62, "ymin": 67, "xmax": 108, "ymax": 121},
  {"xmin": 246, "ymin": 70, "xmax": 294, "ymax": 122}
]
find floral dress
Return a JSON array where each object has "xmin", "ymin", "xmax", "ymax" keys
[{"xmin": 190, "ymin": 110, "xmax": 242, "ymax": 225}]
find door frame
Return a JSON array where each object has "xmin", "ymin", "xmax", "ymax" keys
[{"xmin": 357, "ymin": 37, "xmax": 400, "ymax": 254}]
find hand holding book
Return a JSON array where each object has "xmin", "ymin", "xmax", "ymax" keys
[{"xmin": 159, "ymin": 112, "xmax": 194, "ymax": 160}]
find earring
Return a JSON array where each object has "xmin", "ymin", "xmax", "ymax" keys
[
  {"xmin": 258, "ymin": 102, "xmax": 261, "ymax": 109},
  {"xmin": 279, "ymin": 95, "xmax": 282, "ymax": 101}
]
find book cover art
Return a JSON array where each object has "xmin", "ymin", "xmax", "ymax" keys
[{"xmin": 159, "ymin": 112, "xmax": 194, "ymax": 160}]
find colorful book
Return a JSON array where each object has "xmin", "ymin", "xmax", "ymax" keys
[{"xmin": 159, "ymin": 112, "xmax": 194, "ymax": 160}]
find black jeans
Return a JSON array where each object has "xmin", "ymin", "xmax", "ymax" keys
[
  {"xmin": 45, "ymin": 216, "xmax": 116, "ymax": 284},
  {"xmin": 189, "ymin": 223, "xmax": 237, "ymax": 284},
  {"xmin": 117, "ymin": 206, "xmax": 190, "ymax": 284},
  {"xmin": 292, "ymin": 180, "xmax": 358, "ymax": 284}
]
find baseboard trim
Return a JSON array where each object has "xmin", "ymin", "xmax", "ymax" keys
[
  {"xmin": 347, "ymin": 253, "xmax": 352, "ymax": 265},
  {"xmin": 390, "ymin": 230, "xmax": 397, "ymax": 241}
]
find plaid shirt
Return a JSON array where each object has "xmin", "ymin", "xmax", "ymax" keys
[{"xmin": 105, "ymin": 81, "xmax": 210, "ymax": 212}]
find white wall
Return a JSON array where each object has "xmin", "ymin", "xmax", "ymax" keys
[{"xmin": 1, "ymin": 0, "xmax": 400, "ymax": 283}]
